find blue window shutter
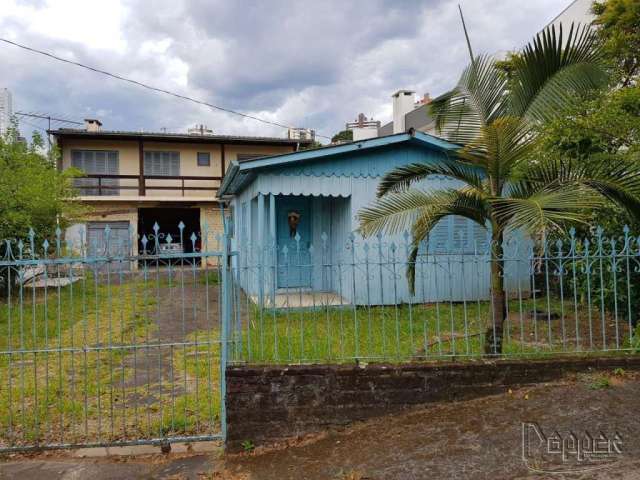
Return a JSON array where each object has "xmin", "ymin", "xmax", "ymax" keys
[
  {"xmin": 427, "ymin": 218, "xmax": 450, "ymax": 253},
  {"xmin": 451, "ymin": 216, "xmax": 468, "ymax": 252}
]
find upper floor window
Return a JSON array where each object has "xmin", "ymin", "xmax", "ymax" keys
[
  {"xmin": 71, "ymin": 149, "xmax": 119, "ymax": 196},
  {"xmin": 144, "ymin": 151, "xmax": 180, "ymax": 176},
  {"xmin": 197, "ymin": 152, "xmax": 210, "ymax": 166}
]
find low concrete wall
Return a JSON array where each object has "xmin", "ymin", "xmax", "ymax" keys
[{"xmin": 226, "ymin": 356, "xmax": 640, "ymax": 451}]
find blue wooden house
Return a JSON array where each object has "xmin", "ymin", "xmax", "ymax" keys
[{"xmin": 219, "ymin": 131, "xmax": 530, "ymax": 306}]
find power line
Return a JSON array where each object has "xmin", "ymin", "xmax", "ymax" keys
[
  {"xmin": 1, "ymin": 37, "xmax": 330, "ymax": 139},
  {"xmin": 17, "ymin": 117, "xmax": 47, "ymax": 133},
  {"xmin": 15, "ymin": 111, "xmax": 83, "ymax": 125}
]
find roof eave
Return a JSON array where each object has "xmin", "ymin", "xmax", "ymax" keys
[
  {"xmin": 47, "ymin": 129, "xmax": 310, "ymax": 146},
  {"xmin": 236, "ymin": 131, "xmax": 459, "ymax": 172},
  {"xmin": 218, "ymin": 161, "xmax": 240, "ymax": 197},
  {"xmin": 220, "ymin": 131, "xmax": 461, "ymax": 197}
]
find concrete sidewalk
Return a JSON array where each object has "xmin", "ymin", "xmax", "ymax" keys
[{"xmin": 0, "ymin": 453, "xmax": 217, "ymax": 480}]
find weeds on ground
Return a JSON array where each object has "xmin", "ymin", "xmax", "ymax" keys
[
  {"xmin": 241, "ymin": 440, "xmax": 255, "ymax": 453},
  {"xmin": 587, "ymin": 375, "xmax": 612, "ymax": 390}
]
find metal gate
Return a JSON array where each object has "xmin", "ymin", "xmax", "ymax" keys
[{"xmin": 0, "ymin": 222, "xmax": 232, "ymax": 452}]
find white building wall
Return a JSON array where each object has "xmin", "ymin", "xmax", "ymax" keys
[
  {"xmin": 0, "ymin": 88, "xmax": 13, "ymax": 136},
  {"xmin": 547, "ymin": 0, "xmax": 595, "ymax": 31},
  {"xmin": 392, "ymin": 90, "xmax": 415, "ymax": 134},
  {"xmin": 352, "ymin": 126, "xmax": 379, "ymax": 141}
]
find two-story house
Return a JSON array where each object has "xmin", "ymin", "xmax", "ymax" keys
[{"xmin": 50, "ymin": 119, "xmax": 308, "ymax": 260}]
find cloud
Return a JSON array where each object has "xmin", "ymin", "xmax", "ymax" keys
[{"xmin": 0, "ymin": 0, "xmax": 567, "ymax": 141}]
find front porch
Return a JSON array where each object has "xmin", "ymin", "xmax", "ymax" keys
[
  {"xmin": 235, "ymin": 193, "xmax": 352, "ymax": 298},
  {"xmin": 248, "ymin": 291, "xmax": 349, "ymax": 309}
]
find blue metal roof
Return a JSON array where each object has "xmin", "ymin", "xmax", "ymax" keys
[{"xmin": 218, "ymin": 131, "xmax": 460, "ymax": 197}]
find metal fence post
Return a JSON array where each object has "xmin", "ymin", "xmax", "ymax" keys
[{"xmin": 220, "ymin": 218, "xmax": 230, "ymax": 444}]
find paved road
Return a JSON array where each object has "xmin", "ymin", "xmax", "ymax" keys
[{"xmin": 223, "ymin": 373, "xmax": 640, "ymax": 480}]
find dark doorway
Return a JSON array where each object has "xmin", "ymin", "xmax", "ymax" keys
[{"xmin": 138, "ymin": 207, "xmax": 201, "ymax": 255}]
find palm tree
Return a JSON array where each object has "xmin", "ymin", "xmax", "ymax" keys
[{"xmin": 358, "ymin": 25, "xmax": 640, "ymax": 355}]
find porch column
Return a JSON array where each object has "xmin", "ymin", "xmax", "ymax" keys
[
  {"xmin": 269, "ymin": 194, "xmax": 276, "ymax": 245},
  {"xmin": 257, "ymin": 193, "xmax": 265, "ymax": 250},
  {"xmin": 269, "ymin": 194, "xmax": 276, "ymax": 305},
  {"xmin": 257, "ymin": 193, "xmax": 265, "ymax": 306}
]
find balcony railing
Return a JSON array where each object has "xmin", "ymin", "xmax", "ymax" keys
[{"xmin": 75, "ymin": 174, "xmax": 222, "ymax": 197}]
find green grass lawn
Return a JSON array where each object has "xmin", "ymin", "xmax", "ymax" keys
[{"xmin": 234, "ymin": 296, "xmax": 639, "ymax": 364}]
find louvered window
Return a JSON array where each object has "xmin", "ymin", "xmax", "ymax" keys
[
  {"xmin": 71, "ymin": 150, "xmax": 119, "ymax": 195},
  {"xmin": 144, "ymin": 151, "xmax": 180, "ymax": 176},
  {"xmin": 424, "ymin": 216, "xmax": 489, "ymax": 254}
]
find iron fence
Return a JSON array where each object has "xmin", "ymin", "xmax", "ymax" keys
[
  {"xmin": 230, "ymin": 226, "xmax": 640, "ymax": 364},
  {"xmin": 2, "ymin": 220, "xmax": 639, "ymax": 451},
  {"xmin": 0, "ymin": 222, "xmax": 231, "ymax": 452}
]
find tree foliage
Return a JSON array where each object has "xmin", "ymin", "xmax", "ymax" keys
[
  {"xmin": 592, "ymin": 0, "xmax": 640, "ymax": 87},
  {"xmin": 331, "ymin": 129, "xmax": 353, "ymax": 143},
  {"xmin": 0, "ymin": 130, "xmax": 83, "ymax": 243}
]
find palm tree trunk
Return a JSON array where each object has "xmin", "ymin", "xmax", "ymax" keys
[{"xmin": 485, "ymin": 228, "xmax": 506, "ymax": 355}]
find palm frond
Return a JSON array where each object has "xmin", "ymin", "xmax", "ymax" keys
[
  {"xmin": 491, "ymin": 184, "xmax": 603, "ymax": 234},
  {"xmin": 358, "ymin": 187, "xmax": 490, "ymax": 293},
  {"xmin": 430, "ymin": 55, "xmax": 507, "ymax": 144},
  {"xmin": 509, "ymin": 23, "xmax": 608, "ymax": 123},
  {"xmin": 358, "ymin": 187, "xmax": 488, "ymax": 237},
  {"xmin": 376, "ymin": 159, "xmax": 485, "ymax": 198},
  {"xmin": 407, "ymin": 188, "xmax": 488, "ymax": 293},
  {"xmin": 514, "ymin": 156, "xmax": 640, "ymax": 219},
  {"xmin": 574, "ymin": 157, "xmax": 640, "ymax": 219},
  {"xmin": 458, "ymin": 117, "xmax": 536, "ymax": 192}
]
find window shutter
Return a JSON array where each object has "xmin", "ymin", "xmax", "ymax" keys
[
  {"xmin": 427, "ymin": 218, "xmax": 450, "ymax": 254},
  {"xmin": 143, "ymin": 151, "xmax": 180, "ymax": 176},
  {"xmin": 71, "ymin": 150, "xmax": 118, "ymax": 196},
  {"xmin": 471, "ymin": 222, "xmax": 489, "ymax": 252},
  {"xmin": 95, "ymin": 151, "xmax": 106, "ymax": 173},
  {"xmin": 452, "ymin": 216, "xmax": 468, "ymax": 252},
  {"xmin": 170, "ymin": 152, "xmax": 180, "ymax": 176}
]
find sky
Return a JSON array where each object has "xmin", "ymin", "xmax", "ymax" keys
[{"xmin": 0, "ymin": 0, "xmax": 573, "ymax": 142}]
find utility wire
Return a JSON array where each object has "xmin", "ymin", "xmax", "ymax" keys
[
  {"xmin": 1, "ymin": 37, "xmax": 329, "ymax": 139},
  {"xmin": 15, "ymin": 111, "xmax": 83, "ymax": 125},
  {"xmin": 17, "ymin": 117, "xmax": 48, "ymax": 133}
]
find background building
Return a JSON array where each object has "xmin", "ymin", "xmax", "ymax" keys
[
  {"xmin": 0, "ymin": 88, "xmax": 13, "ymax": 136},
  {"xmin": 287, "ymin": 127, "xmax": 316, "ymax": 142},
  {"xmin": 547, "ymin": 0, "xmax": 596, "ymax": 31},
  {"xmin": 346, "ymin": 113, "xmax": 380, "ymax": 141},
  {"xmin": 378, "ymin": 91, "xmax": 435, "ymax": 137}
]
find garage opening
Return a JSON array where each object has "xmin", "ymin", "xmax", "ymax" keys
[{"xmin": 138, "ymin": 207, "xmax": 201, "ymax": 257}]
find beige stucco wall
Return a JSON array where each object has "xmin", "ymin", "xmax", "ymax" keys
[{"xmin": 61, "ymin": 139, "xmax": 294, "ymax": 200}]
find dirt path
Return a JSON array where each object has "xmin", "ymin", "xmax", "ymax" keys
[
  {"xmin": 223, "ymin": 374, "xmax": 640, "ymax": 480},
  {"xmin": 118, "ymin": 278, "xmax": 221, "ymax": 399}
]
